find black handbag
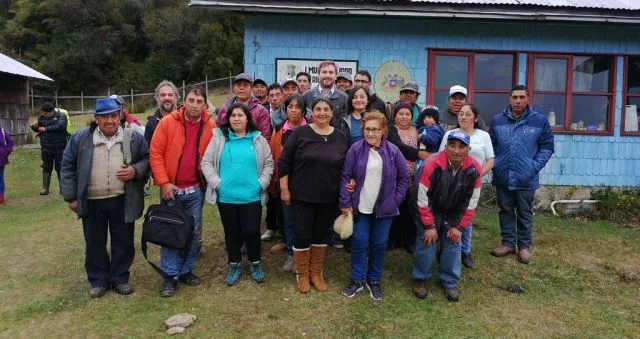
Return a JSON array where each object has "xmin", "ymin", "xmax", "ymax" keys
[{"xmin": 141, "ymin": 200, "xmax": 195, "ymax": 279}]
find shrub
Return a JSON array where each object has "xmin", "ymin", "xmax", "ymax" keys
[{"xmin": 591, "ymin": 188, "xmax": 640, "ymax": 228}]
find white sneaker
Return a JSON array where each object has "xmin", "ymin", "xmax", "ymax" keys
[
  {"xmin": 261, "ymin": 230, "xmax": 276, "ymax": 241},
  {"xmin": 282, "ymin": 255, "xmax": 295, "ymax": 272}
]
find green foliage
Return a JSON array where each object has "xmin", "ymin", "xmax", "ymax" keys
[
  {"xmin": 591, "ymin": 187, "xmax": 640, "ymax": 228},
  {"xmin": 0, "ymin": 0, "xmax": 244, "ymax": 95}
]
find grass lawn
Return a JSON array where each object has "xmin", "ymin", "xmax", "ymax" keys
[{"xmin": 1, "ymin": 147, "xmax": 639, "ymax": 336}]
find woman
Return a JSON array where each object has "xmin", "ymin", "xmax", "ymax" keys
[
  {"xmin": 339, "ymin": 111, "xmax": 408, "ymax": 300},
  {"xmin": 438, "ymin": 103, "xmax": 494, "ymax": 269},
  {"xmin": 0, "ymin": 126, "xmax": 14, "ymax": 205},
  {"xmin": 269, "ymin": 95, "xmax": 307, "ymax": 272},
  {"xmin": 279, "ymin": 97, "xmax": 347, "ymax": 293},
  {"xmin": 201, "ymin": 103, "xmax": 274, "ymax": 286},
  {"xmin": 339, "ymin": 85, "xmax": 371, "ymax": 146}
]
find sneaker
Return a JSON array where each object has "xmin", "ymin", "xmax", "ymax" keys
[
  {"xmin": 261, "ymin": 230, "xmax": 276, "ymax": 241},
  {"xmin": 112, "ymin": 283, "xmax": 133, "ymax": 295},
  {"xmin": 462, "ymin": 253, "xmax": 475, "ymax": 269},
  {"xmin": 332, "ymin": 238, "xmax": 344, "ymax": 249},
  {"xmin": 88, "ymin": 286, "xmax": 107, "ymax": 299},
  {"xmin": 282, "ymin": 255, "xmax": 295, "ymax": 272},
  {"xmin": 341, "ymin": 280, "xmax": 364, "ymax": 298},
  {"xmin": 444, "ymin": 286, "xmax": 460, "ymax": 302},
  {"xmin": 226, "ymin": 262, "xmax": 243, "ymax": 286},
  {"xmin": 160, "ymin": 279, "xmax": 178, "ymax": 298},
  {"xmin": 366, "ymin": 282, "xmax": 384, "ymax": 301},
  {"xmin": 178, "ymin": 271, "xmax": 201, "ymax": 286},
  {"xmin": 270, "ymin": 242, "xmax": 286, "ymax": 254},
  {"xmin": 249, "ymin": 261, "xmax": 265, "ymax": 283}
]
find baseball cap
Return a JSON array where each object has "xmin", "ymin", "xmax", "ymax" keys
[
  {"xmin": 109, "ymin": 94, "xmax": 125, "ymax": 106},
  {"xmin": 253, "ymin": 78, "xmax": 267, "ymax": 87},
  {"xmin": 233, "ymin": 72, "xmax": 253, "ymax": 84},
  {"xmin": 447, "ymin": 130, "xmax": 470, "ymax": 146},
  {"xmin": 95, "ymin": 98, "xmax": 121, "ymax": 115},
  {"xmin": 336, "ymin": 72, "xmax": 353, "ymax": 83},
  {"xmin": 400, "ymin": 81, "xmax": 419, "ymax": 93},
  {"xmin": 282, "ymin": 78, "xmax": 299, "ymax": 87},
  {"xmin": 449, "ymin": 85, "xmax": 467, "ymax": 97}
]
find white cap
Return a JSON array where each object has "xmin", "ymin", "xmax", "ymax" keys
[{"xmin": 449, "ymin": 85, "xmax": 467, "ymax": 97}]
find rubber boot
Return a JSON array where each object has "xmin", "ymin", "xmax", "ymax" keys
[
  {"xmin": 293, "ymin": 248, "xmax": 310, "ymax": 293},
  {"xmin": 40, "ymin": 171, "xmax": 52, "ymax": 195},
  {"xmin": 309, "ymin": 244, "xmax": 328, "ymax": 292}
]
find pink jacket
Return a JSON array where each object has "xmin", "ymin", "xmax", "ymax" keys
[{"xmin": 215, "ymin": 95, "xmax": 271, "ymax": 141}]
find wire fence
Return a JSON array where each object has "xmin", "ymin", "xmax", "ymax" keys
[{"xmin": 29, "ymin": 73, "xmax": 235, "ymax": 115}]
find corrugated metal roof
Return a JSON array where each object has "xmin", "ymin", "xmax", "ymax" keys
[
  {"xmin": 0, "ymin": 52, "xmax": 53, "ymax": 81},
  {"xmin": 409, "ymin": 0, "xmax": 640, "ymax": 10}
]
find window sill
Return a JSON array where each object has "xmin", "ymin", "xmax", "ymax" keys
[
  {"xmin": 551, "ymin": 129, "xmax": 613, "ymax": 136},
  {"xmin": 621, "ymin": 132, "xmax": 640, "ymax": 137}
]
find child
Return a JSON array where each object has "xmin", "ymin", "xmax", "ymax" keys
[
  {"xmin": 415, "ymin": 107, "xmax": 444, "ymax": 169},
  {"xmin": 0, "ymin": 126, "xmax": 14, "ymax": 205}
]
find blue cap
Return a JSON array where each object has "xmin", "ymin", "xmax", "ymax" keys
[
  {"xmin": 95, "ymin": 98, "xmax": 121, "ymax": 115},
  {"xmin": 233, "ymin": 72, "xmax": 253, "ymax": 84},
  {"xmin": 447, "ymin": 130, "xmax": 470, "ymax": 146}
]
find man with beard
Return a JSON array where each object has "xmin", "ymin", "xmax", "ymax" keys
[
  {"xmin": 439, "ymin": 85, "xmax": 487, "ymax": 131},
  {"xmin": 301, "ymin": 60, "xmax": 347, "ymax": 126},
  {"xmin": 145, "ymin": 80, "xmax": 179, "ymax": 145}
]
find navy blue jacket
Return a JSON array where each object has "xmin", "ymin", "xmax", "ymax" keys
[
  {"xmin": 489, "ymin": 106, "xmax": 554, "ymax": 191},
  {"xmin": 31, "ymin": 112, "xmax": 68, "ymax": 152}
]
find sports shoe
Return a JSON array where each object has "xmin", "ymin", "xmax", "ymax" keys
[
  {"xmin": 178, "ymin": 271, "xmax": 201, "ymax": 286},
  {"xmin": 226, "ymin": 262, "xmax": 243, "ymax": 286},
  {"xmin": 341, "ymin": 280, "xmax": 364, "ymax": 298},
  {"xmin": 332, "ymin": 238, "xmax": 344, "ymax": 249},
  {"xmin": 270, "ymin": 242, "xmax": 286, "ymax": 254},
  {"xmin": 88, "ymin": 286, "xmax": 107, "ymax": 299},
  {"xmin": 444, "ymin": 286, "xmax": 460, "ymax": 302},
  {"xmin": 282, "ymin": 254, "xmax": 295, "ymax": 272},
  {"xmin": 249, "ymin": 261, "xmax": 265, "ymax": 283},
  {"xmin": 261, "ymin": 230, "xmax": 276, "ymax": 241},
  {"xmin": 462, "ymin": 253, "xmax": 475, "ymax": 269},
  {"xmin": 160, "ymin": 279, "xmax": 178, "ymax": 298},
  {"xmin": 366, "ymin": 282, "xmax": 383, "ymax": 301}
]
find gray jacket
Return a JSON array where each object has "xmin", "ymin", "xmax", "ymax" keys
[
  {"xmin": 61, "ymin": 125, "xmax": 150, "ymax": 223},
  {"xmin": 301, "ymin": 85, "xmax": 348, "ymax": 127},
  {"xmin": 201, "ymin": 128, "xmax": 274, "ymax": 205}
]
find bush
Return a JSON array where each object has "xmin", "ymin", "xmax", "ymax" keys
[{"xmin": 591, "ymin": 188, "xmax": 640, "ymax": 228}]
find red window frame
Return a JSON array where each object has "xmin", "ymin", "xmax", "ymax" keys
[
  {"xmin": 527, "ymin": 53, "xmax": 616, "ymax": 135},
  {"xmin": 622, "ymin": 55, "xmax": 640, "ymax": 136},
  {"xmin": 427, "ymin": 49, "xmax": 518, "ymax": 109}
]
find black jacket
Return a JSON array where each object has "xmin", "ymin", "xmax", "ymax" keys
[
  {"xmin": 144, "ymin": 108, "xmax": 164, "ymax": 146},
  {"xmin": 31, "ymin": 112, "xmax": 68, "ymax": 152}
]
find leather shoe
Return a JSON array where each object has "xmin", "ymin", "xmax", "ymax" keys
[
  {"xmin": 518, "ymin": 248, "xmax": 532, "ymax": 264},
  {"xmin": 178, "ymin": 271, "xmax": 201, "ymax": 286},
  {"xmin": 160, "ymin": 279, "xmax": 178, "ymax": 298},
  {"xmin": 444, "ymin": 286, "xmax": 460, "ymax": 302},
  {"xmin": 412, "ymin": 279, "xmax": 428, "ymax": 299},
  {"xmin": 88, "ymin": 286, "xmax": 107, "ymax": 299},
  {"xmin": 490, "ymin": 245, "xmax": 515, "ymax": 257},
  {"xmin": 112, "ymin": 283, "xmax": 133, "ymax": 295},
  {"xmin": 462, "ymin": 253, "xmax": 475, "ymax": 268}
]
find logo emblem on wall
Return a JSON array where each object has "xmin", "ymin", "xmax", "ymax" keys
[{"xmin": 375, "ymin": 60, "xmax": 412, "ymax": 104}]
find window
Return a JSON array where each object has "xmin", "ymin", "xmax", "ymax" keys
[
  {"xmin": 528, "ymin": 54, "xmax": 615, "ymax": 134},
  {"xmin": 428, "ymin": 50, "xmax": 517, "ymax": 125},
  {"xmin": 623, "ymin": 56, "xmax": 640, "ymax": 136}
]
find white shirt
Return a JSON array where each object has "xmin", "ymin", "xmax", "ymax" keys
[
  {"xmin": 358, "ymin": 149, "xmax": 383, "ymax": 214},
  {"xmin": 439, "ymin": 128, "xmax": 495, "ymax": 166}
]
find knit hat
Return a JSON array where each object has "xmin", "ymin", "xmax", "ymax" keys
[
  {"xmin": 393, "ymin": 101, "xmax": 414, "ymax": 118},
  {"xmin": 417, "ymin": 107, "xmax": 440, "ymax": 126}
]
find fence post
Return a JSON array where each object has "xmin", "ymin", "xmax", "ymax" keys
[
  {"xmin": 54, "ymin": 90, "xmax": 58, "ymax": 107},
  {"xmin": 30, "ymin": 87, "xmax": 34, "ymax": 111},
  {"xmin": 205, "ymin": 74, "xmax": 208, "ymax": 95},
  {"xmin": 81, "ymin": 91, "xmax": 84, "ymax": 114},
  {"xmin": 229, "ymin": 70, "xmax": 232, "ymax": 94},
  {"xmin": 130, "ymin": 88, "xmax": 134, "ymax": 112}
]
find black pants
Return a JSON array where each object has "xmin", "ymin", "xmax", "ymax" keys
[
  {"xmin": 218, "ymin": 201, "xmax": 262, "ymax": 263},
  {"xmin": 389, "ymin": 196, "xmax": 414, "ymax": 248},
  {"xmin": 41, "ymin": 150, "xmax": 63, "ymax": 174},
  {"xmin": 293, "ymin": 200, "xmax": 337, "ymax": 249},
  {"xmin": 265, "ymin": 193, "xmax": 284, "ymax": 234},
  {"xmin": 82, "ymin": 195, "xmax": 134, "ymax": 288}
]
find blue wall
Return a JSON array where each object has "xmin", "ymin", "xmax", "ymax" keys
[{"xmin": 243, "ymin": 14, "xmax": 640, "ymax": 187}]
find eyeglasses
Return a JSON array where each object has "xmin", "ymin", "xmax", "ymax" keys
[{"xmin": 364, "ymin": 127, "xmax": 381, "ymax": 134}]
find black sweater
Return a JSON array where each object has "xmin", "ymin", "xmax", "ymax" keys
[{"xmin": 278, "ymin": 125, "xmax": 347, "ymax": 204}]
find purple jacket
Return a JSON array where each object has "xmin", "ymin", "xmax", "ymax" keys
[
  {"xmin": 215, "ymin": 95, "xmax": 272, "ymax": 141},
  {"xmin": 0, "ymin": 128, "xmax": 13, "ymax": 166},
  {"xmin": 339, "ymin": 139, "xmax": 409, "ymax": 218}
]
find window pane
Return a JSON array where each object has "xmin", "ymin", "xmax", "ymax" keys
[
  {"xmin": 474, "ymin": 93, "xmax": 510, "ymax": 124},
  {"xmin": 433, "ymin": 91, "xmax": 449, "ymax": 114},
  {"xmin": 534, "ymin": 58, "xmax": 567, "ymax": 91},
  {"xmin": 573, "ymin": 56, "xmax": 611, "ymax": 93},
  {"xmin": 533, "ymin": 94, "xmax": 565, "ymax": 128},
  {"xmin": 435, "ymin": 56, "xmax": 468, "ymax": 89},
  {"xmin": 474, "ymin": 54, "xmax": 513, "ymax": 90},
  {"xmin": 628, "ymin": 57, "xmax": 640, "ymax": 93},
  {"xmin": 571, "ymin": 95, "xmax": 609, "ymax": 131},
  {"xmin": 623, "ymin": 96, "xmax": 640, "ymax": 132}
]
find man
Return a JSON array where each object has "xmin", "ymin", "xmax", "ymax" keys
[
  {"xmin": 31, "ymin": 102, "xmax": 69, "ymax": 195},
  {"xmin": 282, "ymin": 78, "xmax": 300, "ymax": 99},
  {"xmin": 440, "ymin": 85, "xmax": 487, "ymax": 131},
  {"xmin": 489, "ymin": 85, "xmax": 554, "ymax": 264},
  {"xmin": 301, "ymin": 60, "xmax": 348, "ymax": 126},
  {"xmin": 252, "ymin": 78, "xmax": 269, "ymax": 109},
  {"xmin": 267, "ymin": 83, "xmax": 286, "ymax": 129},
  {"xmin": 110, "ymin": 95, "xmax": 145, "ymax": 136},
  {"xmin": 150, "ymin": 86, "xmax": 215, "ymax": 297},
  {"xmin": 296, "ymin": 71, "xmax": 311, "ymax": 93},
  {"xmin": 395, "ymin": 81, "xmax": 421, "ymax": 126},
  {"xmin": 354, "ymin": 70, "xmax": 387, "ymax": 115},
  {"xmin": 216, "ymin": 73, "xmax": 272, "ymax": 141},
  {"xmin": 335, "ymin": 71, "xmax": 353, "ymax": 91},
  {"xmin": 411, "ymin": 131, "xmax": 481, "ymax": 302},
  {"xmin": 145, "ymin": 80, "xmax": 179, "ymax": 146},
  {"xmin": 61, "ymin": 98, "xmax": 149, "ymax": 299}
]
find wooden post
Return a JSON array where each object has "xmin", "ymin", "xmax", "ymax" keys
[
  {"xmin": 30, "ymin": 87, "xmax": 34, "ymax": 111},
  {"xmin": 182, "ymin": 80, "xmax": 186, "ymax": 100},
  {"xmin": 130, "ymin": 88, "xmax": 134, "ymax": 112},
  {"xmin": 205, "ymin": 74, "xmax": 209, "ymax": 96},
  {"xmin": 229, "ymin": 70, "xmax": 232, "ymax": 94},
  {"xmin": 54, "ymin": 90, "xmax": 58, "ymax": 106},
  {"xmin": 81, "ymin": 91, "xmax": 84, "ymax": 114}
]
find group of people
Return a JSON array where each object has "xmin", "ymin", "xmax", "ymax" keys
[{"xmin": 28, "ymin": 59, "xmax": 553, "ymax": 302}]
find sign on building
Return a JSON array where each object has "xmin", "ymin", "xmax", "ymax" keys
[{"xmin": 276, "ymin": 58, "xmax": 358, "ymax": 87}]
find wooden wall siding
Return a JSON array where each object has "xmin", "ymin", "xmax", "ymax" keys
[
  {"xmin": 243, "ymin": 14, "xmax": 640, "ymax": 187},
  {"xmin": 0, "ymin": 73, "xmax": 29, "ymax": 145}
]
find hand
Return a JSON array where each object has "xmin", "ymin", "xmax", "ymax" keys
[
  {"xmin": 116, "ymin": 165, "xmax": 136, "ymax": 182},
  {"xmin": 418, "ymin": 151, "xmax": 430, "ymax": 160},
  {"xmin": 345, "ymin": 178, "xmax": 356, "ymax": 193},
  {"xmin": 340, "ymin": 207, "xmax": 352, "ymax": 216},
  {"xmin": 280, "ymin": 188, "xmax": 291, "ymax": 206},
  {"xmin": 422, "ymin": 228, "xmax": 437, "ymax": 245},
  {"xmin": 161, "ymin": 183, "xmax": 178, "ymax": 200},
  {"xmin": 38, "ymin": 126, "xmax": 46, "ymax": 133},
  {"xmin": 68, "ymin": 201, "xmax": 78, "ymax": 213},
  {"xmin": 447, "ymin": 228, "xmax": 462, "ymax": 244}
]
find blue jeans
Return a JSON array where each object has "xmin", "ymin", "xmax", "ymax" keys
[
  {"xmin": 350, "ymin": 214, "xmax": 393, "ymax": 284},
  {"xmin": 281, "ymin": 203, "xmax": 295, "ymax": 255},
  {"xmin": 160, "ymin": 189, "xmax": 204, "ymax": 277},
  {"xmin": 412, "ymin": 221, "xmax": 461, "ymax": 289},
  {"xmin": 461, "ymin": 222, "xmax": 472, "ymax": 255},
  {"xmin": 0, "ymin": 165, "xmax": 5, "ymax": 195},
  {"xmin": 496, "ymin": 185, "xmax": 535, "ymax": 249}
]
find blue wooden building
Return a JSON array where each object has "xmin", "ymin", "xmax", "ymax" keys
[{"xmin": 192, "ymin": 0, "xmax": 640, "ymax": 189}]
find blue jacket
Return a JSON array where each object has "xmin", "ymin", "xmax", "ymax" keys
[{"xmin": 489, "ymin": 106, "xmax": 554, "ymax": 191}]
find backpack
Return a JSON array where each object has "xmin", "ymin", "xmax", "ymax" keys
[{"xmin": 55, "ymin": 108, "xmax": 73, "ymax": 136}]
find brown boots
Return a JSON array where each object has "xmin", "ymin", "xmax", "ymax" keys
[{"xmin": 293, "ymin": 244, "xmax": 328, "ymax": 293}]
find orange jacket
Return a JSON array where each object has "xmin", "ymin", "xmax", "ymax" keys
[{"xmin": 150, "ymin": 107, "xmax": 215, "ymax": 187}]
